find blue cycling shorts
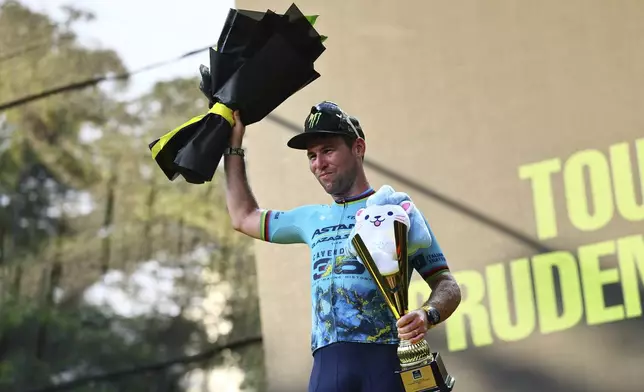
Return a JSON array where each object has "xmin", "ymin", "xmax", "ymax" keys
[{"xmin": 308, "ymin": 342, "xmax": 405, "ymax": 392}]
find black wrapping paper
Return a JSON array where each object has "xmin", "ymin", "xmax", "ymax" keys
[{"xmin": 149, "ymin": 3, "xmax": 326, "ymax": 184}]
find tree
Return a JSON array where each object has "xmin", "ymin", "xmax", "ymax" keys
[{"xmin": 0, "ymin": 2, "xmax": 265, "ymax": 391}]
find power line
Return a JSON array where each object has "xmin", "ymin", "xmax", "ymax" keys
[
  {"xmin": 25, "ymin": 335, "xmax": 263, "ymax": 392},
  {"xmin": 0, "ymin": 43, "xmax": 213, "ymax": 112},
  {"xmin": 0, "ymin": 40, "xmax": 53, "ymax": 63},
  {"xmin": 0, "ymin": 35, "xmax": 74, "ymax": 64}
]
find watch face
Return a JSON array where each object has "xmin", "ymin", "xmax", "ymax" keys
[{"xmin": 427, "ymin": 308, "xmax": 440, "ymax": 325}]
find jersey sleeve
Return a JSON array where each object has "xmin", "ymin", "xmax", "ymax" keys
[
  {"xmin": 260, "ymin": 206, "xmax": 312, "ymax": 244},
  {"xmin": 409, "ymin": 212, "xmax": 451, "ymax": 282}
]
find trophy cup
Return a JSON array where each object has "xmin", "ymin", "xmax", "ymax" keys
[{"xmin": 351, "ymin": 216, "xmax": 455, "ymax": 392}]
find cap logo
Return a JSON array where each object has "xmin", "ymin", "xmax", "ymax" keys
[{"xmin": 307, "ymin": 112, "xmax": 322, "ymax": 129}]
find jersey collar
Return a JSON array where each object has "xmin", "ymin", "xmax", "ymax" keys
[{"xmin": 333, "ymin": 187, "xmax": 375, "ymax": 205}]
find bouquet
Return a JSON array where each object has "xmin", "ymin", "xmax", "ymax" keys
[{"xmin": 149, "ymin": 3, "xmax": 326, "ymax": 184}]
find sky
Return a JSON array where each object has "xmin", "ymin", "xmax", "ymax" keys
[
  {"xmin": 21, "ymin": 0, "xmax": 235, "ymax": 98},
  {"xmin": 18, "ymin": 1, "xmax": 247, "ymax": 391}
]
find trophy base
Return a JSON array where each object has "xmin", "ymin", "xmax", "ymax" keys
[{"xmin": 397, "ymin": 352, "xmax": 455, "ymax": 392}]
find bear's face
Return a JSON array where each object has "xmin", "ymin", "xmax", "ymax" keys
[{"xmin": 355, "ymin": 201, "xmax": 413, "ymax": 232}]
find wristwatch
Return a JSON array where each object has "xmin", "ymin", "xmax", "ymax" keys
[
  {"xmin": 224, "ymin": 147, "xmax": 245, "ymax": 157},
  {"xmin": 422, "ymin": 305, "xmax": 441, "ymax": 328}
]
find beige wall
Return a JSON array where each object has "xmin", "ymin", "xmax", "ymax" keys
[{"xmin": 237, "ymin": 1, "xmax": 644, "ymax": 391}]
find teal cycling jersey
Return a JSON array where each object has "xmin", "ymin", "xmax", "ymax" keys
[{"xmin": 259, "ymin": 187, "xmax": 450, "ymax": 354}]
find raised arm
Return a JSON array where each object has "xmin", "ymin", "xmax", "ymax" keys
[
  {"xmin": 223, "ymin": 111, "xmax": 263, "ymax": 239},
  {"xmin": 223, "ymin": 111, "xmax": 310, "ymax": 245}
]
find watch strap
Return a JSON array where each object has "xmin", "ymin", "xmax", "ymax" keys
[
  {"xmin": 224, "ymin": 147, "xmax": 245, "ymax": 157},
  {"xmin": 422, "ymin": 305, "xmax": 441, "ymax": 327}
]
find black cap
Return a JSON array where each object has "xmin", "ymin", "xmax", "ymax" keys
[{"xmin": 287, "ymin": 101, "xmax": 365, "ymax": 150}]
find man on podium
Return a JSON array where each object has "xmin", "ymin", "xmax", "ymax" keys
[{"xmin": 221, "ymin": 100, "xmax": 462, "ymax": 392}]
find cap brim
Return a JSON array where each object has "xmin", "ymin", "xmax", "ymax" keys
[{"xmin": 286, "ymin": 130, "xmax": 348, "ymax": 150}]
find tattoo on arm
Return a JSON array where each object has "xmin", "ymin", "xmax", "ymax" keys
[{"xmin": 424, "ymin": 274, "xmax": 462, "ymax": 322}]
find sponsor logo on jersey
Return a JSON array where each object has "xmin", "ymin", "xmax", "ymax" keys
[
  {"xmin": 312, "ymin": 255, "xmax": 366, "ymax": 281},
  {"xmin": 311, "ymin": 223, "xmax": 354, "ymax": 239}
]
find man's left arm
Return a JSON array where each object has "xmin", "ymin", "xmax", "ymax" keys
[{"xmin": 397, "ymin": 215, "xmax": 462, "ymax": 344}]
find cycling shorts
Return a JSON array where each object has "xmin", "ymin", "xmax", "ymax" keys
[{"xmin": 308, "ymin": 342, "xmax": 406, "ymax": 392}]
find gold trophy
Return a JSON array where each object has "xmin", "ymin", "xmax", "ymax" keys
[{"xmin": 351, "ymin": 220, "xmax": 455, "ymax": 392}]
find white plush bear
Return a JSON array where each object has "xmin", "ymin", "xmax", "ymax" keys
[{"xmin": 348, "ymin": 201, "xmax": 414, "ymax": 276}]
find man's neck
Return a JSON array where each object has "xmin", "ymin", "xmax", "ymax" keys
[{"xmin": 332, "ymin": 181, "xmax": 372, "ymax": 203}]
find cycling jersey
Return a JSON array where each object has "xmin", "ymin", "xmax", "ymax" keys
[{"xmin": 260, "ymin": 187, "xmax": 450, "ymax": 354}]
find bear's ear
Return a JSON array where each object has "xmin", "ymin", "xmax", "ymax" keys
[
  {"xmin": 400, "ymin": 201, "xmax": 414, "ymax": 214},
  {"xmin": 356, "ymin": 208, "xmax": 366, "ymax": 217}
]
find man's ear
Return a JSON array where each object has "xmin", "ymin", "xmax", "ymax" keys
[{"xmin": 354, "ymin": 138, "xmax": 366, "ymax": 159}]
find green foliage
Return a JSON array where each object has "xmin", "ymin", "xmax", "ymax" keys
[
  {"xmin": 0, "ymin": 0, "xmax": 127, "ymax": 189},
  {"xmin": 0, "ymin": 1, "xmax": 265, "ymax": 391}
]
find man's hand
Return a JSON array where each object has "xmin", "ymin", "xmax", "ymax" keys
[
  {"xmin": 396, "ymin": 309, "xmax": 429, "ymax": 344},
  {"xmin": 230, "ymin": 110, "xmax": 246, "ymax": 148}
]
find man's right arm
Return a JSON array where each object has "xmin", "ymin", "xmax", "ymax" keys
[
  {"xmin": 223, "ymin": 111, "xmax": 309, "ymax": 244},
  {"xmin": 224, "ymin": 151, "xmax": 264, "ymax": 239},
  {"xmin": 223, "ymin": 111, "xmax": 264, "ymax": 239}
]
